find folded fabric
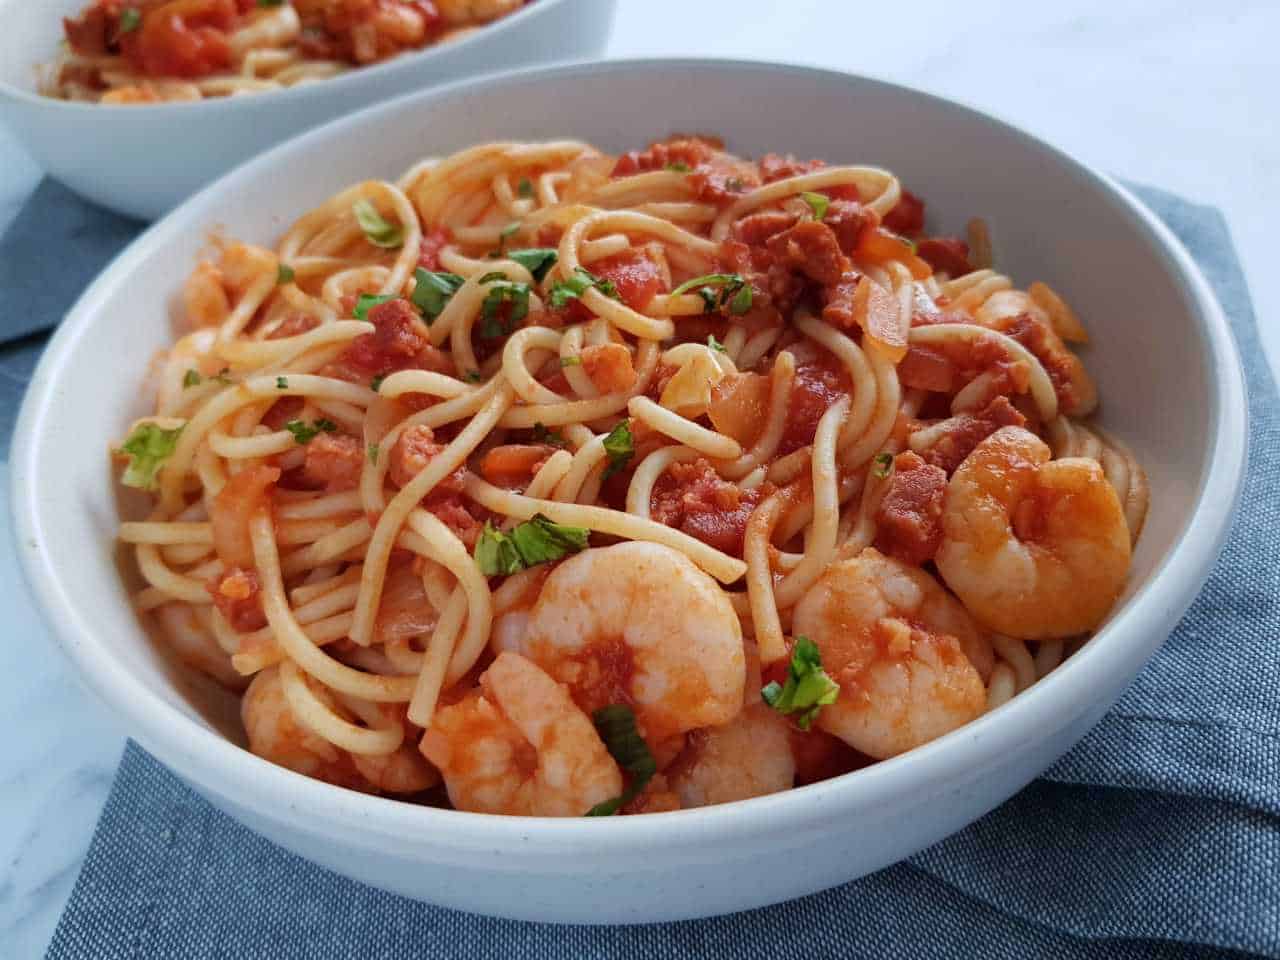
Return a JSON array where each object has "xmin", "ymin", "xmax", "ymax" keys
[{"xmin": 12, "ymin": 182, "xmax": 1275, "ymax": 959}]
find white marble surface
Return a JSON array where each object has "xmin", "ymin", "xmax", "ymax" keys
[{"xmin": 0, "ymin": 1, "xmax": 1275, "ymax": 955}]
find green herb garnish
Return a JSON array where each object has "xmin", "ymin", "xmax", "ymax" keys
[
  {"xmin": 284, "ymin": 419, "xmax": 337, "ymax": 445},
  {"xmin": 479, "ymin": 279, "xmax": 531, "ymax": 338},
  {"xmin": 761, "ymin": 636, "xmax": 840, "ymax": 731},
  {"xmin": 584, "ymin": 705, "xmax": 657, "ymax": 816},
  {"xmin": 507, "ymin": 247, "xmax": 558, "ymax": 283},
  {"xmin": 671, "ymin": 273, "xmax": 752, "ymax": 316},
  {"xmin": 872, "ymin": 452, "xmax": 894, "ymax": 479},
  {"xmin": 352, "ymin": 293, "xmax": 397, "ymax": 320},
  {"xmin": 182, "ymin": 369, "xmax": 202, "ymax": 388},
  {"xmin": 474, "ymin": 514, "xmax": 590, "ymax": 576},
  {"xmin": 549, "ymin": 267, "xmax": 620, "ymax": 309},
  {"xmin": 517, "ymin": 177, "xmax": 534, "ymax": 199},
  {"xmin": 118, "ymin": 422, "xmax": 184, "ymax": 491},
  {"xmin": 464, "ymin": 370, "xmax": 483, "ymax": 383},
  {"xmin": 665, "ymin": 162, "xmax": 691, "ymax": 173},
  {"xmin": 367, "ymin": 443, "xmax": 379, "ymax": 465},
  {"xmin": 559, "ymin": 355, "xmax": 581, "ymax": 367},
  {"xmin": 370, "ymin": 374, "xmax": 385, "ymax": 392},
  {"xmin": 277, "ymin": 263, "xmax": 294, "ymax": 284},
  {"xmin": 707, "ymin": 335, "xmax": 727, "ymax": 354},
  {"xmin": 411, "ymin": 268, "xmax": 465, "ymax": 321},
  {"xmin": 800, "ymin": 191, "xmax": 830, "ymax": 221},
  {"xmin": 276, "ymin": 376, "xmax": 288, "ymax": 390},
  {"xmin": 352, "ymin": 199, "xmax": 403, "ymax": 249},
  {"xmin": 531, "ymin": 423, "xmax": 565, "ymax": 447},
  {"xmin": 118, "ymin": 8, "xmax": 141, "ymax": 33},
  {"xmin": 602, "ymin": 420, "xmax": 634, "ymax": 479}
]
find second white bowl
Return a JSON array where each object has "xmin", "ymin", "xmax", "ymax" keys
[{"xmin": 0, "ymin": 0, "xmax": 616, "ymax": 220}]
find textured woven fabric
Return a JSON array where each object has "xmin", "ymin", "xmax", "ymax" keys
[{"xmin": 15, "ymin": 183, "xmax": 1275, "ymax": 958}]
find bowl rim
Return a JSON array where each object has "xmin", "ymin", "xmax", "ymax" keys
[
  {"xmin": 10, "ymin": 57, "xmax": 1248, "ymax": 856},
  {"xmin": 0, "ymin": 0, "xmax": 584, "ymax": 113}
]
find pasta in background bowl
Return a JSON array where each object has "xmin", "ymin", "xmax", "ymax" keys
[
  {"xmin": 10, "ymin": 60, "xmax": 1245, "ymax": 922},
  {"xmin": 0, "ymin": 0, "xmax": 614, "ymax": 218}
]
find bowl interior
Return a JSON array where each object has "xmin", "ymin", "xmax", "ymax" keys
[
  {"xmin": 14, "ymin": 61, "xmax": 1229, "ymax": 808},
  {"xmin": 0, "ymin": 0, "xmax": 75, "ymax": 90}
]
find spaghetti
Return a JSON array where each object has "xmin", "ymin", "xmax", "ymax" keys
[
  {"xmin": 42, "ymin": 0, "xmax": 529, "ymax": 104},
  {"xmin": 115, "ymin": 135, "xmax": 1148, "ymax": 815}
]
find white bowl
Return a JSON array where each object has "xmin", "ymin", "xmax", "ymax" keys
[
  {"xmin": 0, "ymin": 0, "xmax": 615, "ymax": 220},
  {"xmin": 10, "ymin": 59, "xmax": 1247, "ymax": 923}
]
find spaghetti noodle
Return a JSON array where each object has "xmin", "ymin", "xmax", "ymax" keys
[
  {"xmin": 115, "ymin": 135, "xmax": 1148, "ymax": 815},
  {"xmin": 42, "ymin": 0, "xmax": 529, "ymax": 104}
]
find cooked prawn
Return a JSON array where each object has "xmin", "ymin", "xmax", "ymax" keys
[
  {"xmin": 665, "ymin": 643, "xmax": 794, "ymax": 808},
  {"xmin": 419, "ymin": 652, "xmax": 622, "ymax": 816},
  {"xmin": 792, "ymin": 548, "xmax": 994, "ymax": 759},
  {"xmin": 667, "ymin": 706, "xmax": 795, "ymax": 808},
  {"xmin": 514, "ymin": 542, "xmax": 746, "ymax": 741},
  {"xmin": 241, "ymin": 666, "xmax": 368, "ymax": 790},
  {"xmin": 935, "ymin": 425, "xmax": 1131, "ymax": 639}
]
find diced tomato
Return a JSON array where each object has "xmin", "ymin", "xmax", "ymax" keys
[
  {"xmin": 915, "ymin": 396, "xmax": 1026, "ymax": 474},
  {"xmin": 757, "ymin": 153, "xmax": 825, "ymax": 183},
  {"xmin": 873, "ymin": 452, "xmax": 947, "ymax": 566},
  {"xmin": 611, "ymin": 137, "xmax": 717, "ymax": 177},
  {"xmin": 336, "ymin": 298, "xmax": 429, "ymax": 378},
  {"xmin": 418, "ymin": 226, "xmax": 452, "ymax": 271},
  {"xmin": 882, "ymin": 189, "xmax": 925, "ymax": 235},
  {"xmin": 207, "ymin": 566, "xmax": 267, "ymax": 632},
  {"xmin": 566, "ymin": 249, "xmax": 666, "ymax": 322},
  {"xmin": 650, "ymin": 459, "xmax": 767, "ymax": 558},
  {"xmin": 389, "ymin": 424, "xmax": 466, "ymax": 491},
  {"xmin": 765, "ymin": 221, "xmax": 848, "ymax": 286},
  {"xmin": 898, "ymin": 344, "xmax": 957, "ymax": 394},
  {"xmin": 301, "ymin": 434, "xmax": 364, "ymax": 492},
  {"xmin": 779, "ymin": 351, "xmax": 852, "ymax": 455},
  {"xmin": 916, "ymin": 237, "xmax": 972, "ymax": 277}
]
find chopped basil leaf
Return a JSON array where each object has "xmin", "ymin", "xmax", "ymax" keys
[
  {"xmin": 872, "ymin": 452, "xmax": 894, "ymax": 479},
  {"xmin": 584, "ymin": 705, "xmax": 657, "ymax": 816},
  {"xmin": 464, "ymin": 370, "xmax": 483, "ymax": 382},
  {"xmin": 559, "ymin": 355, "xmax": 581, "ymax": 367},
  {"xmin": 411, "ymin": 268, "xmax": 465, "ymax": 321},
  {"xmin": 353, "ymin": 293, "xmax": 397, "ymax": 320},
  {"xmin": 479, "ymin": 279, "xmax": 531, "ymax": 338},
  {"xmin": 761, "ymin": 636, "xmax": 840, "ymax": 731},
  {"xmin": 284, "ymin": 418, "xmax": 337, "ymax": 445},
  {"xmin": 474, "ymin": 514, "xmax": 590, "ymax": 576},
  {"xmin": 367, "ymin": 442, "xmax": 379, "ymax": 465},
  {"xmin": 549, "ymin": 267, "xmax": 620, "ymax": 309},
  {"xmin": 257, "ymin": 0, "xmax": 285, "ymax": 6},
  {"xmin": 670, "ymin": 273, "xmax": 743, "ymax": 297},
  {"xmin": 118, "ymin": 8, "xmax": 141, "ymax": 33},
  {"xmin": 276, "ymin": 376, "xmax": 288, "ymax": 390},
  {"xmin": 212, "ymin": 368, "xmax": 233, "ymax": 385},
  {"xmin": 531, "ymin": 422, "xmax": 565, "ymax": 447},
  {"xmin": 907, "ymin": 238, "xmax": 919, "ymax": 255},
  {"xmin": 370, "ymin": 374, "xmax": 385, "ymax": 392},
  {"xmin": 478, "ymin": 270, "xmax": 508, "ymax": 284},
  {"xmin": 672, "ymin": 273, "xmax": 752, "ymax": 316},
  {"xmin": 707, "ymin": 335, "xmax": 727, "ymax": 354},
  {"xmin": 665, "ymin": 162, "xmax": 691, "ymax": 173},
  {"xmin": 517, "ymin": 177, "xmax": 534, "ymax": 199},
  {"xmin": 487, "ymin": 221, "xmax": 521, "ymax": 257},
  {"xmin": 507, "ymin": 247, "xmax": 558, "ymax": 283},
  {"xmin": 800, "ymin": 191, "xmax": 830, "ymax": 221},
  {"xmin": 118, "ymin": 422, "xmax": 183, "ymax": 491},
  {"xmin": 352, "ymin": 199, "xmax": 404, "ymax": 249},
  {"xmin": 277, "ymin": 263, "xmax": 294, "ymax": 284},
  {"xmin": 602, "ymin": 420, "xmax": 634, "ymax": 479},
  {"xmin": 182, "ymin": 369, "xmax": 202, "ymax": 388}
]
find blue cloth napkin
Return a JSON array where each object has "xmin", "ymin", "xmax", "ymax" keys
[{"xmin": 10, "ymin": 182, "xmax": 1275, "ymax": 959}]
